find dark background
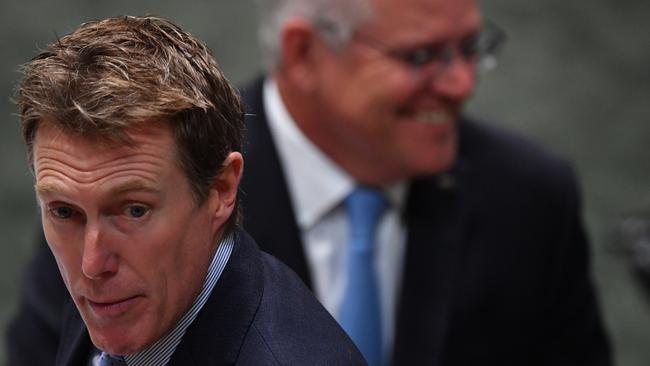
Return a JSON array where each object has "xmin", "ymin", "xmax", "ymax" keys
[{"xmin": 1, "ymin": 1, "xmax": 648, "ymax": 364}]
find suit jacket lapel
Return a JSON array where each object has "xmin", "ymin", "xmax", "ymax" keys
[
  {"xmin": 239, "ymin": 79, "xmax": 478, "ymax": 364},
  {"xmin": 168, "ymin": 231, "xmax": 264, "ymax": 365},
  {"xmin": 392, "ymin": 154, "xmax": 474, "ymax": 365},
  {"xmin": 55, "ymin": 297, "xmax": 93, "ymax": 366},
  {"xmin": 239, "ymin": 77, "xmax": 312, "ymax": 288},
  {"xmin": 54, "ymin": 231, "xmax": 264, "ymax": 366}
]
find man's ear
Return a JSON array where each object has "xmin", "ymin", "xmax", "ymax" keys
[
  {"xmin": 278, "ymin": 18, "xmax": 323, "ymax": 91},
  {"xmin": 208, "ymin": 152, "xmax": 243, "ymax": 232}
]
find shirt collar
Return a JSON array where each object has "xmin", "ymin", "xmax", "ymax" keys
[
  {"xmin": 121, "ymin": 233, "xmax": 235, "ymax": 366},
  {"xmin": 263, "ymin": 78, "xmax": 407, "ymax": 225},
  {"xmin": 264, "ymin": 78, "xmax": 354, "ymax": 229}
]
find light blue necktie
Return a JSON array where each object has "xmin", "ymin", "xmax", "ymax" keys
[
  {"xmin": 98, "ymin": 352, "xmax": 127, "ymax": 366},
  {"xmin": 340, "ymin": 187, "xmax": 386, "ymax": 366}
]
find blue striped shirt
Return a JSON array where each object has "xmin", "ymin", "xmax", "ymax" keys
[{"xmin": 96, "ymin": 233, "xmax": 235, "ymax": 366}]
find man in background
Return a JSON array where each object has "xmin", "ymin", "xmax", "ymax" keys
[
  {"xmin": 239, "ymin": 0, "xmax": 612, "ymax": 364},
  {"xmin": 7, "ymin": 0, "xmax": 612, "ymax": 365},
  {"xmin": 9, "ymin": 15, "xmax": 363, "ymax": 365}
]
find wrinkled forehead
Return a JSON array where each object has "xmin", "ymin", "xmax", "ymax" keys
[
  {"xmin": 363, "ymin": 0, "xmax": 481, "ymax": 40},
  {"xmin": 32, "ymin": 119, "xmax": 176, "ymax": 171}
]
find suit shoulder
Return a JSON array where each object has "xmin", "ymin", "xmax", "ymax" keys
[
  {"xmin": 246, "ymin": 251, "xmax": 366, "ymax": 365},
  {"xmin": 239, "ymin": 76, "xmax": 265, "ymax": 119},
  {"xmin": 459, "ymin": 119, "xmax": 577, "ymax": 190}
]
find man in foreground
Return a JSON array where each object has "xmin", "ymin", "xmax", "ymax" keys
[{"xmin": 12, "ymin": 15, "xmax": 364, "ymax": 365}]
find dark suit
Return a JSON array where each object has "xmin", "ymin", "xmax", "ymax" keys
[
  {"xmin": 53, "ymin": 230, "xmax": 365, "ymax": 365},
  {"xmin": 239, "ymin": 78, "xmax": 611, "ymax": 365},
  {"xmin": 7, "ymin": 77, "xmax": 611, "ymax": 365}
]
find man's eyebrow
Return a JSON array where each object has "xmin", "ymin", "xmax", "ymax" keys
[
  {"xmin": 34, "ymin": 181, "xmax": 64, "ymax": 195},
  {"xmin": 34, "ymin": 180, "xmax": 160, "ymax": 196},
  {"xmin": 108, "ymin": 180, "xmax": 160, "ymax": 195}
]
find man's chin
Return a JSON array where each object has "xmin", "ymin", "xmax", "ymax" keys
[
  {"xmin": 86, "ymin": 320, "xmax": 152, "ymax": 355},
  {"xmin": 407, "ymin": 139, "xmax": 458, "ymax": 177},
  {"xmin": 91, "ymin": 334, "xmax": 144, "ymax": 355}
]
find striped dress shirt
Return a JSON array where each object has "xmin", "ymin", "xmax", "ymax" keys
[{"xmin": 93, "ymin": 233, "xmax": 235, "ymax": 366}]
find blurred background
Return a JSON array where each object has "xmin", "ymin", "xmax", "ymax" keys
[{"xmin": 0, "ymin": 0, "xmax": 648, "ymax": 364}]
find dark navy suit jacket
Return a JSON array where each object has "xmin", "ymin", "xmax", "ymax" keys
[
  {"xmin": 8, "ymin": 77, "xmax": 611, "ymax": 365},
  {"xmin": 238, "ymin": 78, "xmax": 612, "ymax": 365},
  {"xmin": 53, "ymin": 230, "xmax": 365, "ymax": 366}
]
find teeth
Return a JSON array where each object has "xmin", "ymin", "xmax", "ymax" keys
[{"xmin": 416, "ymin": 110, "xmax": 450, "ymax": 125}]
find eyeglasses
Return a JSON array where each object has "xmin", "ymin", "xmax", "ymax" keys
[{"xmin": 317, "ymin": 19, "xmax": 507, "ymax": 79}]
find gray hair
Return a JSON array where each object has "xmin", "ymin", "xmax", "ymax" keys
[{"xmin": 256, "ymin": 0, "xmax": 373, "ymax": 70}]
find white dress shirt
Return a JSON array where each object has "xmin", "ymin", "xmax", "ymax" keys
[{"xmin": 263, "ymin": 78, "xmax": 407, "ymax": 357}]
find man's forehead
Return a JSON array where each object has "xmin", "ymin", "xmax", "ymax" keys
[
  {"xmin": 370, "ymin": 0, "xmax": 478, "ymax": 15},
  {"xmin": 35, "ymin": 125, "xmax": 124, "ymax": 154},
  {"xmin": 33, "ymin": 120, "xmax": 173, "ymax": 156},
  {"xmin": 366, "ymin": 0, "xmax": 480, "ymax": 37},
  {"xmin": 33, "ymin": 121, "xmax": 177, "ymax": 181}
]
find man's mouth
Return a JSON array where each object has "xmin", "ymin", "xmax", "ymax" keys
[
  {"xmin": 414, "ymin": 110, "xmax": 453, "ymax": 125},
  {"xmin": 86, "ymin": 295, "xmax": 142, "ymax": 318}
]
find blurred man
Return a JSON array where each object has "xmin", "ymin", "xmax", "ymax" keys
[
  {"xmin": 10, "ymin": 15, "xmax": 364, "ymax": 366},
  {"xmin": 239, "ymin": 0, "xmax": 612, "ymax": 364},
  {"xmin": 7, "ymin": 1, "xmax": 612, "ymax": 366}
]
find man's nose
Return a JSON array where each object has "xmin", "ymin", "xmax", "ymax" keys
[
  {"xmin": 81, "ymin": 223, "xmax": 118, "ymax": 280},
  {"xmin": 430, "ymin": 55, "xmax": 476, "ymax": 101}
]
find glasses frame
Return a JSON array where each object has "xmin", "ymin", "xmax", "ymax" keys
[{"xmin": 316, "ymin": 18, "xmax": 507, "ymax": 79}]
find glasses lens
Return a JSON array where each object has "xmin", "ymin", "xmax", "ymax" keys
[
  {"xmin": 475, "ymin": 22, "xmax": 507, "ymax": 72},
  {"xmin": 351, "ymin": 20, "xmax": 506, "ymax": 78},
  {"xmin": 393, "ymin": 45, "xmax": 445, "ymax": 67},
  {"xmin": 460, "ymin": 33, "xmax": 480, "ymax": 59}
]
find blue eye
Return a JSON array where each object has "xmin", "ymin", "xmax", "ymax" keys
[
  {"xmin": 51, "ymin": 206, "xmax": 73, "ymax": 219},
  {"xmin": 126, "ymin": 205, "xmax": 149, "ymax": 218}
]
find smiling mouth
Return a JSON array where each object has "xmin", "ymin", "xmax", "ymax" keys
[
  {"xmin": 414, "ymin": 110, "xmax": 453, "ymax": 125},
  {"xmin": 397, "ymin": 107, "xmax": 456, "ymax": 126}
]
